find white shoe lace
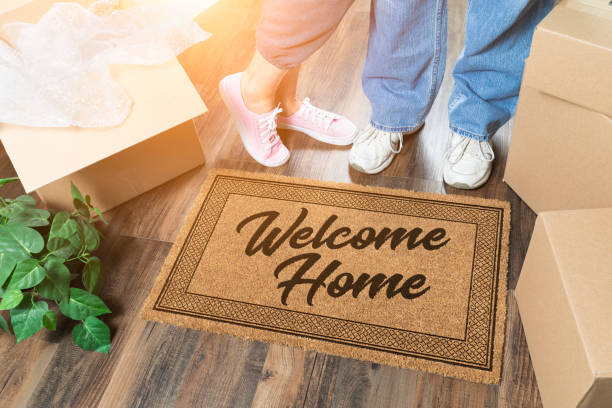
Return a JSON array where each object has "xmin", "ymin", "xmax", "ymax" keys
[
  {"xmin": 445, "ymin": 135, "xmax": 494, "ymax": 165},
  {"xmin": 355, "ymin": 125, "xmax": 403, "ymax": 154},
  {"xmin": 298, "ymin": 98, "xmax": 339, "ymax": 130},
  {"xmin": 257, "ymin": 105, "xmax": 283, "ymax": 154}
]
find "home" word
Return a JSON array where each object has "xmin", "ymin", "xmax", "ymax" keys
[{"xmin": 273, "ymin": 252, "xmax": 430, "ymax": 306}]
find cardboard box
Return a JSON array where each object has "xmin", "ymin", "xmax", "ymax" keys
[
  {"xmin": 563, "ymin": 0, "xmax": 612, "ymax": 20},
  {"xmin": 0, "ymin": 0, "xmax": 207, "ymax": 212},
  {"xmin": 515, "ymin": 208, "xmax": 612, "ymax": 408},
  {"xmin": 504, "ymin": 4, "xmax": 612, "ymax": 213}
]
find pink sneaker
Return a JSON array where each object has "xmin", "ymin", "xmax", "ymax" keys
[
  {"xmin": 219, "ymin": 73, "xmax": 290, "ymax": 167},
  {"xmin": 277, "ymin": 98, "xmax": 357, "ymax": 146}
]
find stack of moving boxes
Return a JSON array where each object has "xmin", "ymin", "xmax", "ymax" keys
[{"xmin": 505, "ymin": 1, "xmax": 612, "ymax": 407}]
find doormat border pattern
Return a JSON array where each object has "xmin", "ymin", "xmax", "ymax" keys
[{"xmin": 142, "ymin": 169, "xmax": 510, "ymax": 384}]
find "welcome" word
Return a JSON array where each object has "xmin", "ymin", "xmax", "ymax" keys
[{"xmin": 236, "ymin": 208, "xmax": 450, "ymax": 256}]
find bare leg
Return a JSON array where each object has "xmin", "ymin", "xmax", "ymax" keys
[
  {"xmin": 241, "ymin": 50, "xmax": 288, "ymax": 114},
  {"xmin": 244, "ymin": 0, "xmax": 353, "ymax": 115},
  {"xmin": 275, "ymin": 66, "xmax": 302, "ymax": 116}
]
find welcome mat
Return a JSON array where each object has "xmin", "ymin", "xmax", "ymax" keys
[{"xmin": 142, "ymin": 169, "xmax": 510, "ymax": 383}]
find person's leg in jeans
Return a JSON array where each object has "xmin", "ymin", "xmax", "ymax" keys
[
  {"xmin": 220, "ymin": 0, "xmax": 357, "ymax": 167},
  {"xmin": 350, "ymin": 0, "xmax": 448, "ymax": 174},
  {"xmin": 443, "ymin": 0, "xmax": 554, "ymax": 189}
]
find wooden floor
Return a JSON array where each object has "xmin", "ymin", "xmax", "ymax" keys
[{"xmin": 0, "ymin": 0, "xmax": 542, "ymax": 406}]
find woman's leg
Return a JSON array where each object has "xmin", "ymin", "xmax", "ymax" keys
[
  {"xmin": 240, "ymin": 56, "xmax": 301, "ymax": 115},
  {"xmin": 242, "ymin": 0, "xmax": 354, "ymax": 114},
  {"xmin": 275, "ymin": 65, "xmax": 301, "ymax": 116},
  {"xmin": 219, "ymin": 0, "xmax": 356, "ymax": 167},
  {"xmin": 241, "ymin": 50, "xmax": 289, "ymax": 114}
]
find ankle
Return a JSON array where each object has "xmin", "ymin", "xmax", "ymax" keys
[
  {"xmin": 240, "ymin": 73, "xmax": 276, "ymax": 114},
  {"xmin": 279, "ymin": 97, "xmax": 301, "ymax": 116}
]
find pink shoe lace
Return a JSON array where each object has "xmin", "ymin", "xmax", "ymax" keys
[
  {"xmin": 298, "ymin": 98, "xmax": 339, "ymax": 131},
  {"xmin": 258, "ymin": 105, "xmax": 283, "ymax": 155}
]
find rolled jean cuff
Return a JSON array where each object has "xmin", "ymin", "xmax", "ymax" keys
[
  {"xmin": 370, "ymin": 120, "xmax": 423, "ymax": 134},
  {"xmin": 449, "ymin": 125, "xmax": 491, "ymax": 141}
]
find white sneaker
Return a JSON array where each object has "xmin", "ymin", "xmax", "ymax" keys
[
  {"xmin": 443, "ymin": 132, "xmax": 494, "ymax": 189},
  {"xmin": 349, "ymin": 125, "xmax": 405, "ymax": 174}
]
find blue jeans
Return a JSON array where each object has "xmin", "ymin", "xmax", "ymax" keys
[{"xmin": 362, "ymin": 0, "xmax": 554, "ymax": 140}]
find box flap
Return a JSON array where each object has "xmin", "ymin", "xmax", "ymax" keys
[
  {"xmin": 0, "ymin": 0, "xmax": 41, "ymax": 16},
  {"xmin": 564, "ymin": 0, "xmax": 612, "ymax": 20},
  {"xmin": 579, "ymin": 378, "xmax": 612, "ymax": 407},
  {"xmin": 541, "ymin": 209, "xmax": 612, "ymax": 377},
  {"xmin": 524, "ymin": 6, "xmax": 612, "ymax": 117},
  {"xmin": 0, "ymin": 0, "xmax": 207, "ymax": 193}
]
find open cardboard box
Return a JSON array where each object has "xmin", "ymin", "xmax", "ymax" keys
[
  {"xmin": 515, "ymin": 208, "xmax": 612, "ymax": 408},
  {"xmin": 504, "ymin": 2, "xmax": 612, "ymax": 213},
  {"xmin": 0, "ymin": 0, "xmax": 207, "ymax": 212}
]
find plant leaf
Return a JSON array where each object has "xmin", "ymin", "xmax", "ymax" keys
[
  {"xmin": 0, "ymin": 289, "xmax": 23, "ymax": 310},
  {"xmin": 94, "ymin": 207, "xmax": 107, "ymax": 225},
  {"xmin": 70, "ymin": 224, "xmax": 85, "ymax": 252},
  {"xmin": 70, "ymin": 182, "xmax": 86, "ymax": 205},
  {"xmin": 0, "ymin": 204, "xmax": 17, "ymax": 220},
  {"xmin": 7, "ymin": 259, "xmax": 45, "ymax": 290},
  {"xmin": 49, "ymin": 212, "xmax": 78, "ymax": 240},
  {"xmin": 7, "ymin": 208, "xmax": 51, "ymax": 227},
  {"xmin": 49, "ymin": 212, "xmax": 81, "ymax": 251},
  {"xmin": 74, "ymin": 200, "xmax": 90, "ymax": 218},
  {"xmin": 0, "ymin": 313, "xmax": 9, "ymax": 333},
  {"xmin": 37, "ymin": 257, "xmax": 70, "ymax": 303},
  {"xmin": 72, "ymin": 316, "xmax": 110, "ymax": 353},
  {"xmin": 0, "ymin": 206, "xmax": 11, "ymax": 219},
  {"xmin": 59, "ymin": 288, "xmax": 110, "ymax": 321},
  {"xmin": 78, "ymin": 219, "xmax": 100, "ymax": 252},
  {"xmin": 13, "ymin": 195, "xmax": 36, "ymax": 207},
  {"xmin": 0, "ymin": 177, "xmax": 19, "ymax": 187},
  {"xmin": 0, "ymin": 253, "xmax": 16, "ymax": 287},
  {"xmin": 0, "ymin": 224, "xmax": 45, "ymax": 263},
  {"xmin": 10, "ymin": 294, "xmax": 48, "ymax": 342},
  {"xmin": 82, "ymin": 257, "xmax": 103, "ymax": 294},
  {"xmin": 0, "ymin": 196, "xmax": 37, "ymax": 221},
  {"xmin": 42, "ymin": 310, "xmax": 57, "ymax": 331},
  {"xmin": 70, "ymin": 182, "xmax": 89, "ymax": 217},
  {"xmin": 46, "ymin": 237, "xmax": 75, "ymax": 260}
]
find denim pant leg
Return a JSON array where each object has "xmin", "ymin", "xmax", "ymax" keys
[
  {"xmin": 362, "ymin": 0, "xmax": 448, "ymax": 133},
  {"xmin": 448, "ymin": 0, "xmax": 554, "ymax": 140}
]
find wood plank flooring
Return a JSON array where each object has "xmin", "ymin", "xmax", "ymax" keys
[{"xmin": 0, "ymin": 0, "xmax": 542, "ymax": 406}]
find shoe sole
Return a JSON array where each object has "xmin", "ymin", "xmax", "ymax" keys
[
  {"xmin": 277, "ymin": 123, "xmax": 355, "ymax": 146},
  {"xmin": 219, "ymin": 77, "xmax": 289, "ymax": 168},
  {"xmin": 349, "ymin": 152, "xmax": 396, "ymax": 175},
  {"xmin": 348, "ymin": 125, "xmax": 424, "ymax": 175},
  {"xmin": 443, "ymin": 165, "xmax": 492, "ymax": 190}
]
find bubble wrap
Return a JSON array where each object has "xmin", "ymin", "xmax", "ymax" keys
[{"xmin": 0, "ymin": 0, "xmax": 215, "ymax": 128}]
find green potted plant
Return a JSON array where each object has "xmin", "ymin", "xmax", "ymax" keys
[{"xmin": 0, "ymin": 177, "xmax": 112, "ymax": 353}]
